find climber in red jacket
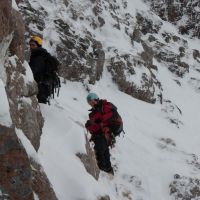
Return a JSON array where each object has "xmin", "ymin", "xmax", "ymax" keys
[{"xmin": 85, "ymin": 93, "xmax": 123, "ymax": 175}]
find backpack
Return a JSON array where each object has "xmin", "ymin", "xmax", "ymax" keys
[
  {"xmin": 44, "ymin": 53, "xmax": 61, "ymax": 101},
  {"xmin": 102, "ymin": 101, "xmax": 124, "ymax": 137}
]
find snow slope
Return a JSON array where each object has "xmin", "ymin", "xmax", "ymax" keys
[{"xmin": 36, "ymin": 65, "xmax": 200, "ymax": 200}]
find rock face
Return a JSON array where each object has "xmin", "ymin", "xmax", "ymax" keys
[
  {"xmin": 0, "ymin": 125, "xmax": 33, "ymax": 200},
  {"xmin": 107, "ymin": 51, "xmax": 160, "ymax": 103},
  {"xmin": 31, "ymin": 160, "xmax": 58, "ymax": 200},
  {"xmin": 77, "ymin": 134, "xmax": 111, "ymax": 200},
  {"xmin": 0, "ymin": 125, "xmax": 58, "ymax": 200},
  {"xmin": 0, "ymin": 0, "xmax": 12, "ymax": 41},
  {"xmin": 0, "ymin": 1, "xmax": 57, "ymax": 199},
  {"xmin": 57, "ymin": 36, "xmax": 105, "ymax": 84},
  {"xmin": 170, "ymin": 174, "xmax": 200, "ymax": 200},
  {"xmin": 77, "ymin": 134, "xmax": 100, "ymax": 180},
  {"xmin": 1, "ymin": 0, "xmax": 43, "ymax": 152},
  {"xmin": 147, "ymin": 0, "xmax": 200, "ymax": 38},
  {"xmin": 6, "ymin": 54, "xmax": 43, "ymax": 151}
]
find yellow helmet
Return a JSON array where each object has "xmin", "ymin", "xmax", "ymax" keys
[{"xmin": 30, "ymin": 35, "xmax": 43, "ymax": 46}]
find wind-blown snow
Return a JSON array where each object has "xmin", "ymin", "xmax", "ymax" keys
[
  {"xmin": 23, "ymin": 60, "xmax": 35, "ymax": 83},
  {"xmin": 16, "ymin": 128, "xmax": 39, "ymax": 162},
  {"xmin": 0, "ymin": 34, "xmax": 13, "ymax": 83},
  {"xmin": 12, "ymin": 0, "xmax": 19, "ymax": 11},
  {"xmin": 0, "ymin": 80, "xmax": 12, "ymax": 127}
]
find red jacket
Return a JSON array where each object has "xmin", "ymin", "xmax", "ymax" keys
[{"xmin": 85, "ymin": 100, "xmax": 114, "ymax": 134}]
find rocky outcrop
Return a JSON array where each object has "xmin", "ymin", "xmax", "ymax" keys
[
  {"xmin": 31, "ymin": 160, "xmax": 58, "ymax": 200},
  {"xmin": 170, "ymin": 174, "xmax": 200, "ymax": 200},
  {"xmin": 0, "ymin": 125, "xmax": 58, "ymax": 200},
  {"xmin": 133, "ymin": 12, "xmax": 191, "ymax": 78},
  {"xmin": 0, "ymin": 1, "xmax": 57, "ymax": 199},
  {"xmin": 0, "ymin": 1, "xmax": 34, "ymax": 199},
  {"xmin": 0, "ymin": 125, "xmax": 33, "ymax": 200},
  {"xmin": 57, "ymin": 34, "xmax": 105, "ymax": 84},
  {"xmin": 77, "ymin": 134, "xmax": 111, "ymax": 200},
  {"xmin": 77, "ymin": 134, "xmax": 100, "ymax": 180},
  {"xmin": 98, "ymin": 196, "xmax": 110, "ymax": 200},
  {"xmin": 0, "ymin": 1, "xmax": 12, "ymax": 41},
  {"xmin": 107, "ymin": 50, "xmax": 161, "ymax": 103},
  {"xmin": 6, "ymin": 55, "xmax": 43, "ymax": 151},
  {"xmin": 148, "ymin": 0, "xmax": 200, "ymax": 38},
  {"xmin": 1, "ymin": 0, "xmax": 43, "ymax": 152},
  {"xmin": 134, "ymin": 12, "xmax": 162, "ymax": 36}
]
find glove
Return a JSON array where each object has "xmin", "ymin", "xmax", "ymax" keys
[
  {"xmin": 102, "ymin": 127, "xmax": 116, "ymax": 147},
  {"xmin": 85, "ymin": 120, "xmax": 92, "ymax": 128},
  {"xmin": 94, "ymin": 118, "xmax": 102, "ymax": 124}
]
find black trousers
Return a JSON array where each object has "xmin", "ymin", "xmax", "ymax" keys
[
  {"xmin": 92, "ymin": 134, "xmax": 112, "ymax": 172},
  {"xmin": 37, "ymin": 83, "xmax": 50, "ymax": 104}
]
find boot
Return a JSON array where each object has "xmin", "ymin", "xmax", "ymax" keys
[{"xmin": 104, "ymin": 167, "xmax": 114, "ymax": 175}]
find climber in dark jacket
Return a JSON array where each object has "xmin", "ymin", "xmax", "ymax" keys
[
  {"xmin": 85, "ymin": 93, "xmax": 121, "ymax": 175},
  {"xmin": 29, "ymin": 36, "xmax": 50, "ymax": 104}
]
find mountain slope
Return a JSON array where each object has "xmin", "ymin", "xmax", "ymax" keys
[
  {"xmin": 16, "ymin": 0, "xmax": 200, "ymax": 199},
  {"xmin": 36, "ymin": 69, "xmax": 200, "ymax": 200}
]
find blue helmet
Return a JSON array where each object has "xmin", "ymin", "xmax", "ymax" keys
[{"xmin": 87, "ymin": 93, "xmax": 99, "ymax": 102}]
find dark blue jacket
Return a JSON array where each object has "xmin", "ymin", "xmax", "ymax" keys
[{"xmin": 29, "ymin": 47, "xmax": 48, "ymax": 83}]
